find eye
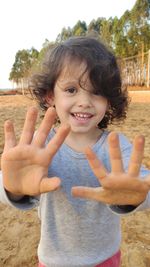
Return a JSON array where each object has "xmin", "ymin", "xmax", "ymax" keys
[{"xmin": 65, "ymin": 87, "xmax": 77, "ymax": 94}]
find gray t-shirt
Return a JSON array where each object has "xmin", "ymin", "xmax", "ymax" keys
[{"xmin": 0, "ymin": 130, "xmax": 150, "ymax": 267}]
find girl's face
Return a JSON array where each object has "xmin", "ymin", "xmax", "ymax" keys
[{"xmin": 48, "ymin": 60, "xmax": 108, "ymax": 137}]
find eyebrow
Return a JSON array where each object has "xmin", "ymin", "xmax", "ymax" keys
[{"xmin": 57, "ymin": 79, "xmax": 79, "ymax": 86}]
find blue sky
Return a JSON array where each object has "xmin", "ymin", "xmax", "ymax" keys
[{"xmin": 0, "ymin": 0, "xmax": 136, "ymax": 89}]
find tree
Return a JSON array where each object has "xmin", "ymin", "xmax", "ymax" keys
[
  {"xmin": 9, "ymin": 48, "xmax": 39, "ymax": 93},
  {"xmin": 56, "ymin": 27, "xmax": 73, "ymax": 42},
  {"xmin": 111, "ymin": 0, "xmax": 150, "ymax": 57},
  {"xmin": 9, "ymin": 0, "xmax": 150, "ymax": 92},
  {"xmin": 72, "ymin": 20, "xmax": 87, "ymax": 36},
  {"xmin": 128, "ymin": 0, "xmax": 150, "ymax": 55},
  {"xmin": 88, "ymin": 18, "xmax": 103, "ymax": 33},
  {"xmin": 99, "ymin": 17, "xmax": 113, "ymax": 47}
]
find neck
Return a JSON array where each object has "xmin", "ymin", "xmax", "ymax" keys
[{"xmin": 64, "ymin": 129, "xmax": 103, "ymax": 152}]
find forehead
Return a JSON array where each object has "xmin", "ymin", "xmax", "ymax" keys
[{"xmin": 58, "ymin": 58, "xmax": 88, "ymax": 82}]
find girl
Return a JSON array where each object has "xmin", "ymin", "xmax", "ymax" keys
[{"xmin": 0, "ymin": 36, "xmax": 150, "ymax": 267}]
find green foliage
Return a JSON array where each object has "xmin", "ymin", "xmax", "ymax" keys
[
  {"xmin": 55, "ymin": 0, "xmax": 150, "ymax": 57},
  {"xmin": 88, "ymin": 18, "xmax": 104, "ymax": 33},
  {"xmin": 36, "ymin": 41, "xmax": 56, "ymax": 71},
  {"xmin": 56, "ymin": 27, "xmax": 73, "ymax": 42},
  {"xmin": 72, "ymin": 20, "xmax": 87, "ymax": 36},
  {"xmin": 114, "ymin": 0, "xmax": 150, "ymax": 56},
  {"xmin": 9, "ymin": 0, "xmax": 150, "ymax": 83},
  {"xmin": 9, "ymin": 48, "xmax": 39, "ymax": 84}
]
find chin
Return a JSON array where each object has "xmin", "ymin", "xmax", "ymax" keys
[{"xmin": 70, "ymin": 126, "xmax": 91, "ymax": 133}]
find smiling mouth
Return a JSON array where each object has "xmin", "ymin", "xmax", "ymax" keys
[{"xmin": 71, "ymin": 112, "xmax": 93, "ymax": 121}]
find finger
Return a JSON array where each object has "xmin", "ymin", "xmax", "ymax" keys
[
  {"xmin": 72, "ymin": 185, "xmax": 148, "ymax": 205},
  {"xmin": 40, "ymin": 177, "xmax": 61, "ymax": 193},
  {"xmin": 72, "ymin": 186, "xmax": 121, "ymax": 204},
  {"xmin": 33, "ymin": 107, "xmax": 56, "ymax": 147},
  {"xmin": 46, "ymin": 124, "xmax": 70, "ymax": 159},
  {"xmin": 3, "ymin": 120, "xmax": 17, "ymax": 151},
  {"xmin": 72, "ymin": 186, "xmax": 134, "ymax": 205},
  {"xmin": 72, "ymin": 186, "xmax": 101, "ymax": 201},
  {"xmin": 128, "ymin": 135, "xmax": 145, "ymax": 176},
  {"xmin": 19, "ymin": 106, "xmax": 38, "ymax": 145},
  {"xmin": 84, "ymin": 147, "xmax": 107, "ymax": 182},
  {"xmin": 72, "ymin": 186, "xmax": 111, "ymax": 203},
  {"xmin": 108, "ymin": 132, "xmax": 124, "ymax": 172}
]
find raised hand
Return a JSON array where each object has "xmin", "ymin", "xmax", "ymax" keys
[
  {"xmin": 1, "ymin": 107, "xmax": 70, "ymax": 197},
  {"xmin": 72, "ymin": 132, "xmax": 150, "ymax": 206}
]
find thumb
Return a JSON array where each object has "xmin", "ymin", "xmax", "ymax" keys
[{"xmin": 40, "ymin": 177, "xmax": 61, "ymax": 193}]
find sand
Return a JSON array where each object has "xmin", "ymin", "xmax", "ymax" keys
[{"xmin": 0, "ymin": 92, "xmax": 150, "ymax": 267}]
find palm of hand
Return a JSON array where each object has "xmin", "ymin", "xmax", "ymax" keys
[
  {"xmin": 1, "ymin": 107, "xmax": 70, "ymax": 196},
  {"xmin": 72, "ymin": 132, "xmax": 150, "ymax": 206},
  {"xmin": 2, "ymin": 145, "xmax": 51, "ymax": 195}
]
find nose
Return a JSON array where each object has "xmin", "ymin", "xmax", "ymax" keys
[{"xmin": 77, "ymin": 90, "xmax": 92, "ymax": 108}]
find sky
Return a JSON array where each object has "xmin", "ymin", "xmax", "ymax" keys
[{"xmin": 0, "ymin": 0, "xmax": 136, "ymax": 89}]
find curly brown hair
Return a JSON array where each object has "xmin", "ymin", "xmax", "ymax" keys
[{"xmin": 30, "ymin": 36, "xmax": 129, "ymax": 129}]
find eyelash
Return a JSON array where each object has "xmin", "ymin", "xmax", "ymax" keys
[{"xmin": 65, "ymin": 87, "xmax": 77, "ymax": 94}]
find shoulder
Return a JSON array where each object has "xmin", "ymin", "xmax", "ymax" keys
[
  {"xmin": 117, "ymin": 132, "xmax": 132, "ymax": 152},
  {"xmin": 100, "ymin": 130, "xmax": 131, "ymax": 147},
  {"xmin": 100, "ymin": 130, "xmax": 132, "ymax": 154}
]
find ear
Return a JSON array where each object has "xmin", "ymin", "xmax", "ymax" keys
[{"xmin": 45, "ymin": 92, "xmax": 55, "ymax": 106}]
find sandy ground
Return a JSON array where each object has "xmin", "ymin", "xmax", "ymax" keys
[{"xmin": 0, "ymin": 91, "xmax": 150, "ymax": 267}]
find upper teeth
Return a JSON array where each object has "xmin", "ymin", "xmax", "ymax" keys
[{"xmin": 73, "ymin": 113, "xmax": 91, "ymax": 118}]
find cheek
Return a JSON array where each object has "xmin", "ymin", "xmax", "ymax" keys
[
  {"xmin": 55, "ymin": 98, "xmax": 70, "ymax": 114},
  {"xmin": 97, "ymin": 102, "xmax": 108, "ymax": 115}
]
